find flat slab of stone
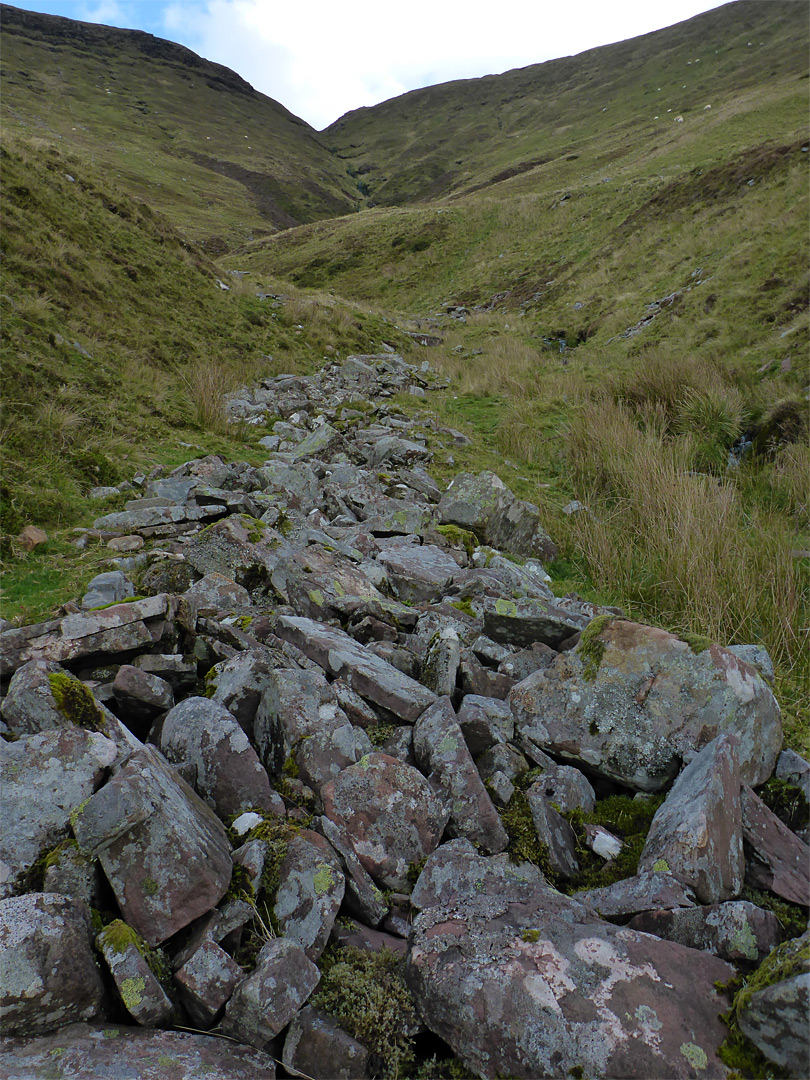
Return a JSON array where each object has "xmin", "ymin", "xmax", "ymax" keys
[
  {"xmin": 573, "ymin": 872, "xmax": 697, "ymax": 919},
  {"xmin": 376, "ymin": 543, "xmax": 460, "ymax": 604},
  {"xmin": 482, "ymin": 596, "xmax": 590, "ymax": 648},
  {"xmin": 276, "ymin": 615, "xmax": 437, "ymax": 723},
  {"xmin": 741, "ymin": 784, "xmax": 810, "ymax": 906},
  {"xmin": 628, "ymin": 901, "xmax": 782, "ymax": 965},
  {"xmin": 406, "ymin": 883, "xmax": 734, "ymax": 1079},
  {"xmin": 0, "ymin": 1023, "xmax": 277, "ymax": 1078}
]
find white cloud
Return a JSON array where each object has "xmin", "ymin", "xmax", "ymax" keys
[{"xmin": 161, "ymin": 0, "xmax": 727, "ymax": 129}]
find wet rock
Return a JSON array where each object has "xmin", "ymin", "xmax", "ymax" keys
[
  {"xmin": 438, "ymin": 470, "xmax": 557, "ymax": 560},
  {"xmin": 71, "ymin": 745, "xmax": 232, "ymax": 945},
  {"xmin": 510, "ymin": 619, "xmax": 782, "ymax": 791},
  {"xmin": 639, "ymin": 734, "xmax": 744, "ymax": 903},
  {"xmin": 96, "ymin": 920, "xmax": 173, "ymax": 1026},
  {"xmin": 174, "ymin": 939, "xmax": 244, "ymax": 1028},
  {"xmin": 276, "ymin": 615, "xmax": 437, "ymax": 723},
  {"xmin": 574, "ymin": 873, "xmax": 697, "ymax": 919},
  {"xmin": 159, "ymin": 697, "xmax": 279, "ymax": 818},
  {"xmin": 274, "ymin": 830, "xmax": 345, "ymax": 960},
  {"xmin": 407, "ymin": 882, "xmax": 733, "ymax": 1079},
  {"xmin": 741, "ymin": 784, "xmax": 810, "ymax": 906},
  {"xmin": 628, "ymin": 901, "xmax": 782, "ymax": 964},
  {"xmin": 1, "ymin": 726, "xmax": 117, "ymax": 899},
  {"xmin": 283, "ymin": 1005, "xmax": 370, "ymax": 1079},
  {"xmin": 219, "ymin": 938, "xmax": 319, "ymax": 1049},
  {"xmin": 0, "ymin": 1023, "xmax": 277, "ymax": 1078},
  {"xmin": 321, "ymin": 753, "xmax": 448, "ymax": 891},
  {"xmin": 0, "ymin": 893, "xmax": 104, "ymax": 1036},
  {"xmin": 414, "ymin": 697, "xmax": 508, "ymax": 854}
]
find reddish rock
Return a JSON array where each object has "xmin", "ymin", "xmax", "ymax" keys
[
  {"xmin": 113, "ymin": 664, "xmax": 174, "ymax": 726},
  {"xmin": 638, "ymin": 734, "xmax": 744, "ymax": 903},
  {"xmin": 321, "ymin": 753, "xmax": 448, "ymax": 891},
  {"xmin": 283, "ymin": 1005, "xmax": 370, "ymax": 1079},
  {"xmin": 96, "ymin": 921, "xmax": 173, "ymax": 1027},
  {"xmin": 574, "ymin": 872, "xmax": 697, "ymax": 919},
  {"xmin": 71, "ymin": 745, "xmax": 232, "ymax": 945},
  {"xmin": 0, "ymin": 1023, "xmax": 277, "ymax": 1078},
  {"xmin": 741, "ymin": 784, "xmax": 810, "ymax": 906},
  {"xmin": 175, "ymin": 939, "xmax": 244, "ymax": 1028},
  {"xmin": 628, "ymin": 901, "xmax": 782, "ymax": 965},
  {"xmin": 17, "ymin": 524, "xmax": 47, "ymax": 551},
  {"xmin": 274, "ymin": 830, "xmax": 345, "ymax": 961}
]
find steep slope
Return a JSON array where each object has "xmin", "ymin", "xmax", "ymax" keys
[
  {"xmin": 0, "ymin": 3, "xmax": 359, "ymax": 247},
  {"xmin": 324, "ymin": 0, "xmax": 808, "ymax": 206}
]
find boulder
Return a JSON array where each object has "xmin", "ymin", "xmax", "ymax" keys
[
  {"xmin": 510, "ymin": 619, "xmax": 782, "ymax": 791},
  {"xmin": 183, "ymin": 572, "xmax": 252, "ymax": 614},
  {"xmin": 0, "ymin": 893, "xmax": 104, "ymax": 1036},
  {"xmin": 81, "ymin": 570, "xmax": 134, "ymax": 610},
  {"xmin": 438, "ymin": 471, "xmax": 557, "ymax": 560},
  {"xmin": 573, "ymin": 872, "xmax": 697, "ymax": 919},
  {"xmin": 410, "ymin": 839, "xmax": 549, "ymax": 911},
  {"xmin": 174, "ymin": 939, "xmax": 244, "ymax": 1028},
  {"xmin": 283, "ymin": 1005, "xmax": 370, "ymax": 1079},
  {"xmin": 321, "ymin": 753, "xmax": 448, "ymax": 891},
  {"xmin": 529, "ymin": 762, "xmax": 596, "ymax": 814},
  {"xmin": 741, "ymin": 784, "xmax": 810, "ymax": 906},
  {"xmin": 96, "ymin": 920, "xmax": 173, "ymax": 1026},
  {"xmin": 456, "ymin": 694, "xmax": 513, "ymax": 758},
  {"xmin": 71, "ymin": 745, "xmax": 232, "ymax": 945},
  {"xmin": 273, "ymin": 830, "xmax": 345, "ymax": 961},
  {"xmin": 276, "ymin": 615, "xmax": 437, "ymax": 723},
  {"xmin": 482, "ymin": 596, "xmax": 590, "ymax": 648},
  {"xmin": 0, "ymin": 1023, "xmax": 277, "ymax": 1078},
  {"xmin": 159, "ymin": 697, "xmax": 280, "ymax": 818},
  {"xmin": 638, "ymin": 734, "xmax": 744, "ymax": 903},
  {"xmin": 1, "ymin": 726, "xmax": 117, "ymax": 899},
  {"xmin": 319, "ymin": 815, "xmax": 389, "ymax": 928},
  {"xmin": 413, "ymin": 697, "xmax": 508, "ymax": 854},
  {"xmin": 524, "ymin": 784, "xmax": 579, "ymax": 879},
  {"xmin": 376, "ymin": 543, "xmax": 460, "ymax": 604},
  {"xmin": 406, "ymin": 881, "xmax": 733, "ymax": 1078},
  {"xmin": 112, "ymin": 664, "xmax": 174, "ymax": 728},
  {"xmin": 219, "ymin": 938, "xmax": 319, "ymax": 1049}
]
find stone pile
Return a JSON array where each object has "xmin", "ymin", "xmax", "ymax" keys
[{"xmin": 1, "ymin": 352, "xmax": 808, "ymax": 1078}]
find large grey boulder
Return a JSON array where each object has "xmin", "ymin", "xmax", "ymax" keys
[
  {"xmin": 510, "ymin": 619, "xmax": 782, "ymax": 791},
  {"xmin": 410, "ymin": 838, "xmax": 549, "ymax": 911},
  {"xmin": 638, "ymin": 734, "xmax": 744, "ymax": 903},
  {"xmin": 321, "ymin": 753, "xmax": 448, "ymax": 891},
  {"xmin": 273, "ymin": 830, "xmax": 345, "ymax": 961},
  {"xmin": 438, "ymin": 471, "xmax": 557, "ymax": 560},
  {"xmin": 376, "ymin": 543, "xmax": 460, "ymax": 604},
  {"xmin": 0, "ymin": 893, "xmax": 104, "ymax": 1036},
  {"xmin": 72, "ymin": 745, "xmax": 232, "ymax": 945},
  {"xmin": 1, "ymin": 726, "xmax": 117, "ymax": 899},
  {"xmin": 406, "ymin": 872, "xmax": 733, "ymax": 1078}
]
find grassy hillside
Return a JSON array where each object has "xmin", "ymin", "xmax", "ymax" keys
[
  {"xmin": 0, "ymin": 3, "xmax": 360, "ymax": 247},
  {"xmin": 324, "ymin": 0, "xmax": 808, "ymax": 207}
]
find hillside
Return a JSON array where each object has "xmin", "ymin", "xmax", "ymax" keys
[
  {"xmin": 0, "ymin": 3, "xmax": 360, "ymax": 247},
  {"xmin": 324, "ymin": 0, "xmax": 808, "ymax": 206}
]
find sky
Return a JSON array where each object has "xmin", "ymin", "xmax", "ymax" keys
[{"xmin": 8, "ymin": 0, "xmax": 730, "ymax": 129}]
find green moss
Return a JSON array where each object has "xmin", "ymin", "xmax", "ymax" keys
[
  {"xmin": 312, "ymin": 945, "xmax": 419, "ymax": 1080},
  {"xmin": 89, "ymin": 595, "xmax": 145, "ymax": 610},
  {"xmin": 500, "ymin": 785, "xmax": 556, "ymax": 881},
  {"xmin": 202, "ymin": 666, "xmax": 219, "ymax": 699},
  {"xmin": 522, "ymin": 929, "xmax": 541, "ymax": 942},
  {"xmin": 678, "ymin": 631, "xmax": 713, "ymax": 654},
  {"xmin": 281, "ymin": 751, "xmax": 300, "ymax": 779},
  {"xmin": 48, "ymin": 672, "xmax": 106, "ymax": 731},
  {"xmin": 97, "ymin": 918, "xmax": 173, "ymax": 986},
  {"xmin": 717, "ymin": 934, "xmax": 809, "ymax": 1079},
  {"xmin": 449, "ymin": 598, "xmax": 476, "ymax": 618},
  {"xmin": 142, "ymin": 876, "xmax": 159, "ymax": 897},
  {"xmin": 739, "ymin": 886, "xmax": 808, "ymax": 939},
  {"xmin": 564, "ymin": 792, "xmax": 665, "ymax": 893},
  {"xmin": 12, "ymin": 838, "xmax": 79, "ymax": 895},
  {"xmin": 407, "ymin": 856, "xmax": 428, "ymax": 886},
  {"xmin": 367, "ymin": 722, "xmax": 399, "ymax": 747},
  {"xmin": 576, "ymin": 614, "xmax": 614, "ymax": 682},
  {"xmin": 436, "ymin": 523, "xmax": 477, "ymax": 558},
  {"xmin": 239, "ymin": 514, "xmax": 266, "ymax": 544}
]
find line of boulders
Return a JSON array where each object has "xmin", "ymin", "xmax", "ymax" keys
[{"xmin": 1, "ymin": 352, "xmax": 808, "ymax": 1078}]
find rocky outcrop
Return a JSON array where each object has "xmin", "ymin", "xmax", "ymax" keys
[{"xmin": 1, "ymin": 352, "xmax": 805, "ymax": 1077}]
